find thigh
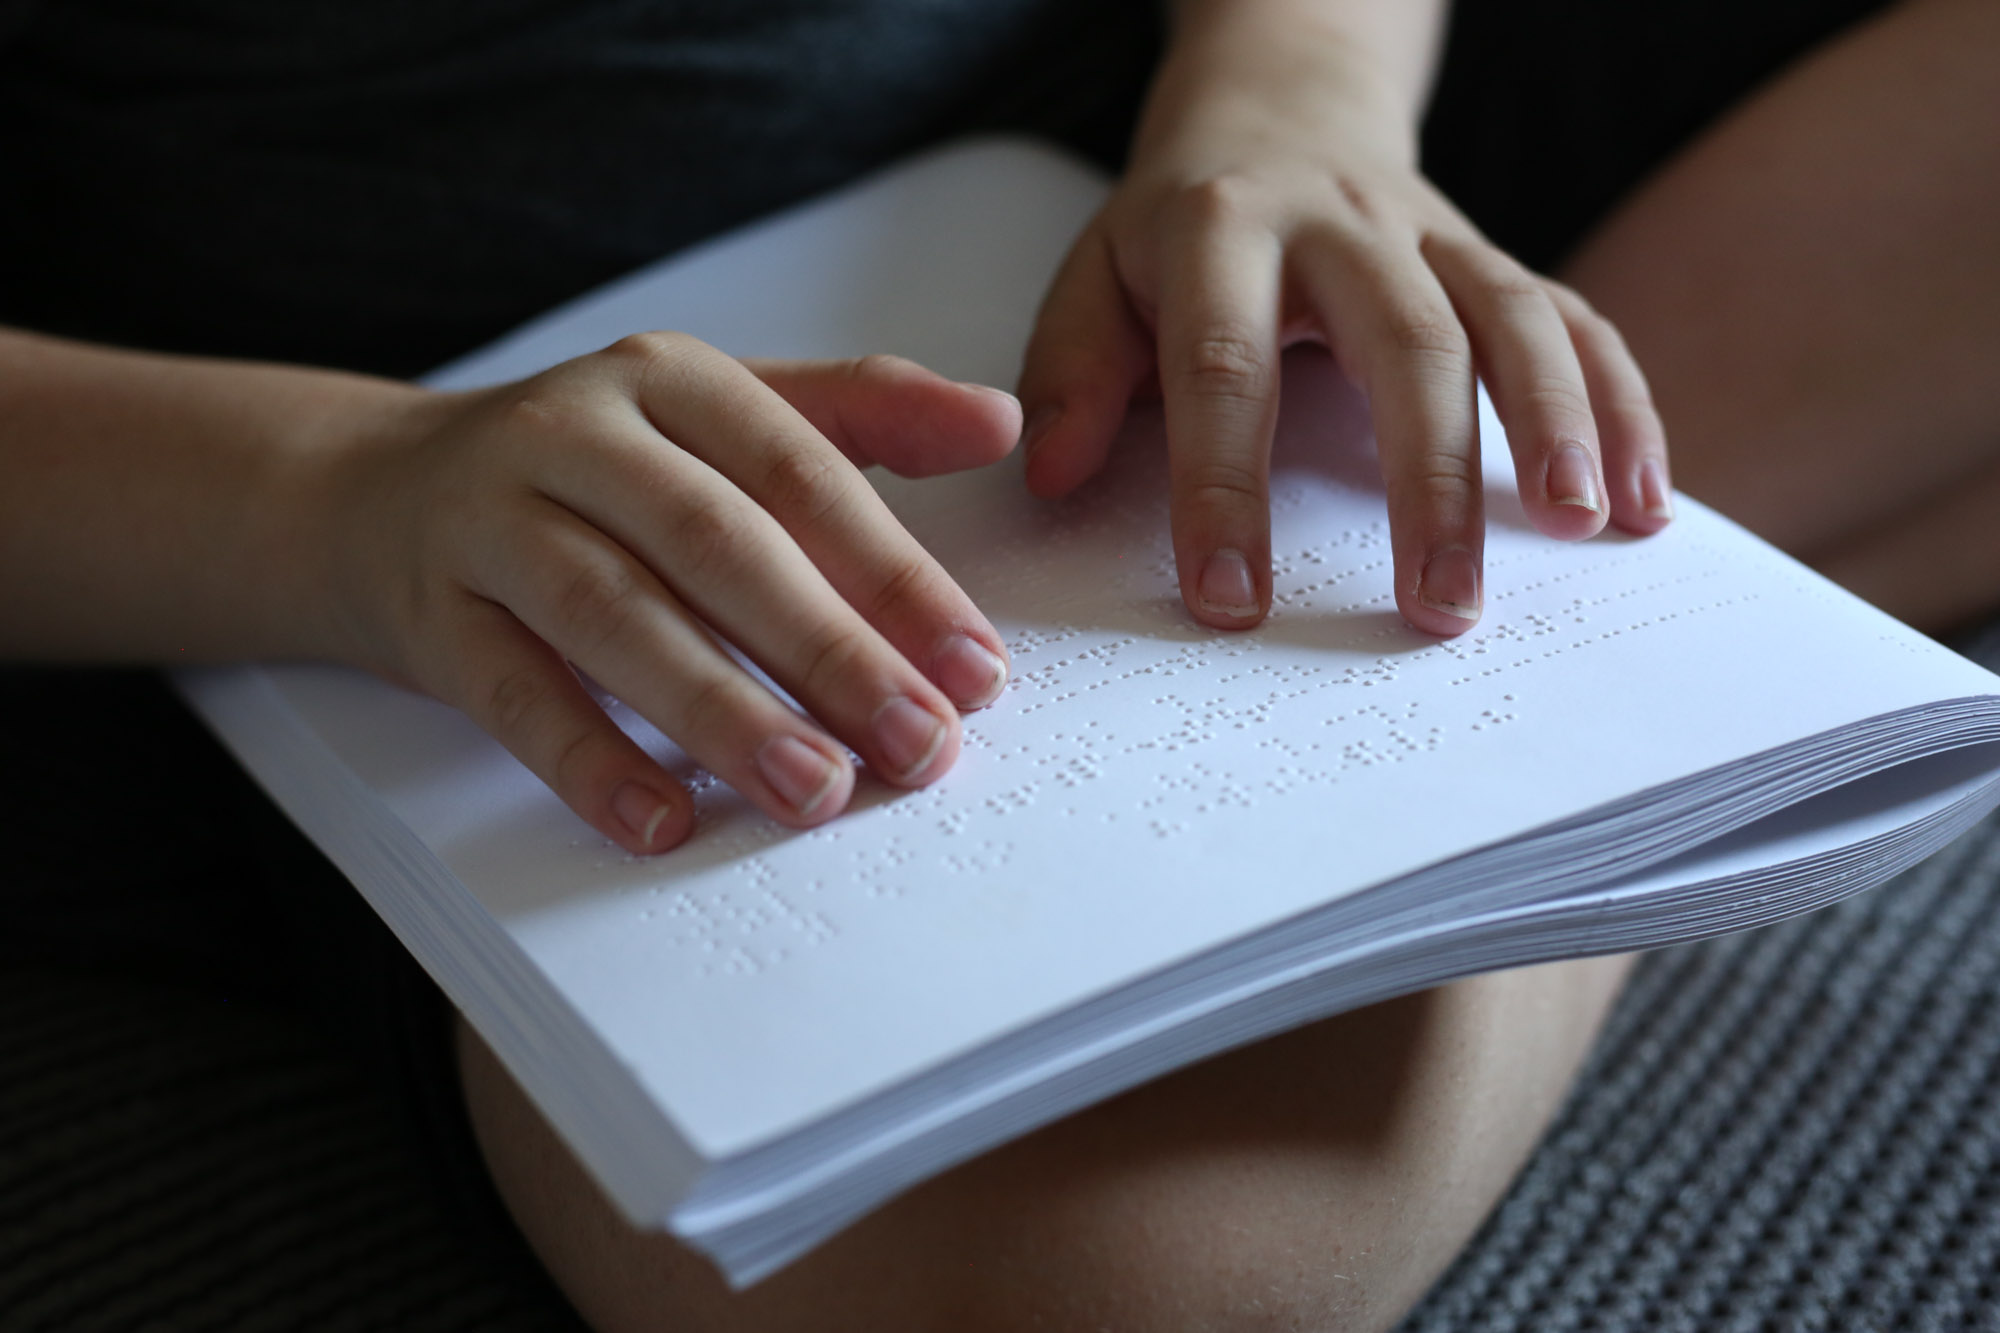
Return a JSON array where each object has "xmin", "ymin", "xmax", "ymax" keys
[
  {"xmin": 457, "ymin": 954, "xmax": 1633, "ymax": 1333},
  {"xmin": 1557, "ymin": 0, "xmax": 2000, "ymax": 598}
]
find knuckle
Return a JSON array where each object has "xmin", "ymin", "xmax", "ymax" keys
[
  {"xmin": 1180, "ymin": 458, "xmax": 1267, "ymax": 514},
  {"xmin": 861, "ymin": 555, "xmax": 939, "ymax": 624},
  {"xmin": 674, "ymin": 670, "xmax": 740, "ymax": 730},
  {"xmin": 794, "ymin": 620, "xmax": 874, "ymax": 705},
  {"xmin": 1395, "ymin": 449, "xmax": 1481, "ymax": 507},
  {"xmin": 1168, "ymin": 174, "xmax": 1261, "ymax": 229},
  {"xmin": 482, "ymin": 662, "xmax": 555, "ymax": 738},
  {"xmin": 758, "ymin": 444, "xmax": 848, "ymax": 525},
  {"xmin": 848, "ymin": 352, "xmax": 915, "ymax": 384},
  {"xmin": 1522, "ymin": 376, "xmax": 1595, "ymax": 425},
  {"xmin": 547, "ymin": 725, "xmax": 607, "ymax": 797},
  {"xmin": 553, "ymin": 560, "xmax": 643, "ymax": 651},
  {"xmin": 1483, "ymin": 268, "xmax": 1553, "ymax": 315},
  {"xmin": 602, "ymin": 330, "xmax": 707, "ymax": 390},
  {"xmin": 604, "ymin": 329, "xmax": 691, "ymax": 365},
  {"xmin": 671, "ymin": 495, "xmax": 757, "ymax": 581},
  {"xmin": 1175, "ymin": 331, "xmax": 1270, "ymax": 402},
  {"xmin": 1382, "ymin": 307, "xmax": 1470, "ymax": 363}
]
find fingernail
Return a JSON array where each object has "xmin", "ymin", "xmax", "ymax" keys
[
  {"xmin": 873, "ymin": 695, "xmax": 947, "ymax": 782},
  {"xmin": 1198, "ymin": 548, "xmax": 1260, "ymax": 619},
  {"xmin": 1546, "ymin": 442, "xmax": 1602, "ymax": 512},
  {"xmin": 756, "ymin": 736, "xmax": 845, "ymax": 818},
  {"xmin": 611, "ymin": 781, "xmax": 675, "ymax": 851},
  {"xmin": 1418, "ymin": 547, "xmax": 1482, "ymax": 620},
  {"xmin": 966, "ymin": 382, "xmax": 1022, "ymax": 412},
  {"xmin": 1019, "ymin": 404, "xmax": 1060, "ymax": 461},
  {"xmin": 933, "ymin": 633, "xmax": 1009, "ymax": 710},
  {"xmin": 1640, "ymin": 458, "xmax": 1674, "ymax": 519}
]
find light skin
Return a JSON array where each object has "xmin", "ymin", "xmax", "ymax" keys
[
  {"xmin": 460, "ymin": 1, "xmax": 2000, "ymax": 1330},
  {"xmin": 1017, "ymin": 0, "xmax": 1673, "ymax": 640},
  {"xmin": 7, "ymin": 0, "xmax": 1996, "ymax": 1328},
  {"xmin": 0, "ymin": 334, "xmax": 1021, "ymax": 851}
]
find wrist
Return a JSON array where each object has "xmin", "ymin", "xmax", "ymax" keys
[
  {"xmin": 1139, "ymin": 0, "xmax": 1442, "ymax": 169},
  {"xmin": 246, "ymin": 371, "xmax": 441, "ymax": 672}
]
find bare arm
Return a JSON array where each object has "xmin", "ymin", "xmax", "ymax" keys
[
  {"xmin": 0, "ymin": 326, "xmax": 1020, "ymax": 852},
  {"xmin": 0, "ymin": 328, "xmax": 416, "ymax": 663}
]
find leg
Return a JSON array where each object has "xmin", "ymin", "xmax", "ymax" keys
[
  {"xmin": 1560, "ymin": 0, "xmax": 2000, "ymax": 631},
  {"xmin": 458, "ymin": 955, "xmax": 1633, "ymax": 1333}
]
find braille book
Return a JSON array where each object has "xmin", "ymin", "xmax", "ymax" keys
[{"xmin": 182, "ymin": 140, "xmax": 2000, "ymax": 1286}]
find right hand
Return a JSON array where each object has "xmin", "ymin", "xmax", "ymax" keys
[{"xmin": 322, "ymin": 334, "xmax": 1019, "ymax": 855}]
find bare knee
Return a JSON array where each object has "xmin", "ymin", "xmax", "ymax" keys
[{"xmin": 456, "ymin": 955, "xmax": 1631, "ymax": 1333}]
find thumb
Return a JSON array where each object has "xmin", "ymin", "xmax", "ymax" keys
[
  {"xmin": 745, "ymin": 354, "xmax": 1021, "ymax": 477},
  {"xmin": 1017, "ymin": 221, "xmax": 1155, "ymax": 499}
]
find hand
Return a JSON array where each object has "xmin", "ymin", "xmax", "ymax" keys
[
  {"xmin": 324, "ymin": 336, "xmax": 1019, "ymax": 854},
  {"xmin": 1017, "ymin": 18, "xmax": 1673, "ymax": 636}
]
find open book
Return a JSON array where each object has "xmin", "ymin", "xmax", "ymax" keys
[{"xmin": 181, "ymin": 139, "xmax": 2000, "ymax": 1286}]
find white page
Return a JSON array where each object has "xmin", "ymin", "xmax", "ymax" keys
[{"xmin": 238, "ymin": 139, "xmax": 2000, "ymax": 1160}]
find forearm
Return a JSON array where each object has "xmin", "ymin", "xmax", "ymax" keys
[
  {"xmin": 0, "ymin": 326, "xmax": 426, "ymax": 664},
  {"xmin": 1150, "ymin": 0, "xmax": 1452, "ymax": 162}
]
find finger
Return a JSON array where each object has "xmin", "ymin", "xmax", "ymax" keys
[
  {"xmin": 1016, "ymin": 222, "xmax": 1156, "ymax": 500},
  {"xmin": 744, "ymin": 355, "xmax": 1021, "ymax": 478},
  {"xmin": 1292, "ymin": 226, "xmax": 1483, "ymax": 635},
  {"xmin": 1425, "ymin": 234, "xmax": 1608, "ymax": 542},
  {"xmin": 1543, "ymin": 282, "xmax": 1674, "ymax": 534},
  {"xmin": 1156, "ymin": 194, "xmax": 1284, "ymax": 628},
  {"xmin": 427, "ymin": 597, "xmax": 699, "ymax": 855},
  {"xmin": 474, "ymin": 503, "xmax": 867, "ymax": 823},
  {"xmin": 606, "ymin": 334, "xmax": 1009, "ymax": 713}
]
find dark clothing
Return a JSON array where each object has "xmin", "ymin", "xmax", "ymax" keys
[
  {"xmin": 1424, "ymin": 0, "xmax": 1894, "ymax": 270},
  {"xmin": 0, "ymin": 0, "xmax": 1160, "ymax": 377}
]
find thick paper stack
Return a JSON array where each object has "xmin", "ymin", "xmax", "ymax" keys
[{"xmin": 182, "ymin": 140, "xmax": 2000, "ymax": 1285}]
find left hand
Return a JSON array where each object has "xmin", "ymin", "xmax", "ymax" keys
[{"xmin": 1016, "ymin": 16, "xmax": 1673, "ymax": 636}]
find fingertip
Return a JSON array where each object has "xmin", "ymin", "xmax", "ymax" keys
[
  {"xmin": 1402, "ymin": 597, "xmax": 1482, "ymax": 637},
  {"xmin": 1021, "ymin": 400, "xmax": 1124, "ymax": 499},
  {"xmin": 1529, "ymin": 439, "xmax": 1610, "ymax": 541},
  {"xmin": 1533, "ymin": 499, "xmax": 1610, "ymax": 542},
  {"xmin": 1019, "ymin": 402, "xmax": 1064, "ymax": 491},
  {"xmin": 871, "ymin": 695, "xmax": 959, "ymax": 788},
  {"xmin": 933, "ymin": 631, "xmax": 1010, "ymax": 711},
  {"xmin": 1186, "ymin": 545, "xmax": 1266, "ymax": 629},
  {"xmin": 957, "ymin": 381, "xmax": 1025, "ymax": 455},
  {"xmin": 874, "ymin": 372, "xmax": 1022, "ymax": 476},
  {"xmin": 1403, "ymin": 545, "xmax": 1482, "ymax": 637},
  {"xmin": 755, "ymin": 734, "xmax": 855, "ymax": 826},
  {"xmin": 608, "ymin": 778, "xmax": 695, "ymax": 855},
  {"xmin": 1602, "ymin": 451, "xmax": 1675, "ymax": 535}
]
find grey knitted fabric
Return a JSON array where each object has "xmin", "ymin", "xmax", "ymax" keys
[
  {"xmin": 11, "ymin": 670, "xmax": 2000, "ymax": 1330},
  {"xmin": 0, "ymin": 971, "xmax": 583, "ymax": 1333},
  {"xmin": 1399, "ymin": 813, "xmax": 2000, "ymax": 1333},
  {"xmin": 1399, "ymin": 628, "xmax": 2000, "ymax": 1333}
]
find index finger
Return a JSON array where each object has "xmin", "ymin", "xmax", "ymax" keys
[
  {"xmin": 1156, "ymin": 191, "xmax": 1284, "ymax": 629},
  {"xmin": 612, "ymin": 335, "xmax": 1011, "ymax": 712}
]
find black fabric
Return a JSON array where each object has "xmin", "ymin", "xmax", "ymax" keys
[
  {"xmin": 1423, "ymin": 0, "xmax": 1894, "ymax": 270},
  {"xmin": 0, "ymin": 670, "xmax": 516, "ymax": 1256},
  {"xmin": 0, "ymin": 0, "xmax": 1160, "ymax": 378},
  {"xmin": 0, "ymin": 968, "xmax": 586, "ymax": 1332}
]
